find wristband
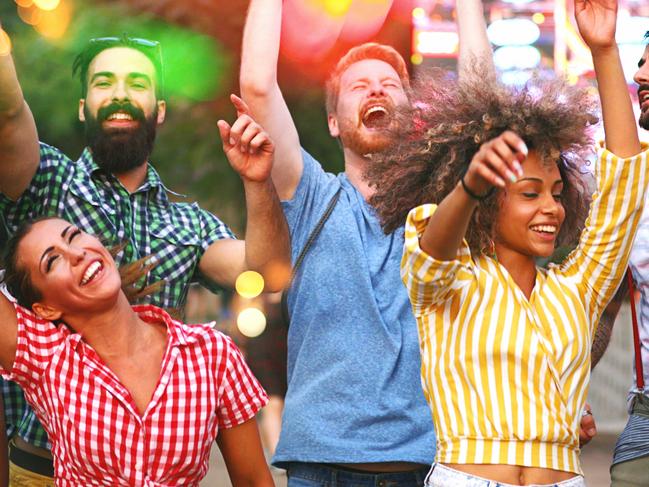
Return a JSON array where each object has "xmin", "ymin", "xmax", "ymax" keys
[{"xmin": 460, "ymin": 175, "xmax": 495, "ymax": 201}]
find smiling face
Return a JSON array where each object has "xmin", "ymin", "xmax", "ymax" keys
[
  {"xmin": 16, "ymin": 219, "xmax": 122, "ymax": 320},
  {"xmin": 328, "ymin": 59, "xmax": 409, "ymax": 156},
  {"xmin": 79, "ymin": 47, "xmax": 166, "ymax": 173},
  {"xmin": 634, "ymin": 44, "xmax": 649, "ymax": 130},
  {"xmin": 494, "ymin": 150, "xmax": 566, "ymax": 261}
]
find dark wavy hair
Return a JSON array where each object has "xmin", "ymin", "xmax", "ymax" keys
[{"xmin": 366, "ymin": 64, "xmax": 598, "ymax": 255}]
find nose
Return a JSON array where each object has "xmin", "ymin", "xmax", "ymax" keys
[
  {"xmin": 633, "ymin": 49, "xmax": 649, "ymax": 85},
  {"xmin": 111, "ymin": 80, "xmax": 130, "ymax": 101},
  {"xmin": 368, "ymin": 79, "xmax": 386, "ymax": 97},
  {"xmin": 541, "ymin": 193, "xmax": 561, "ymax": 215},
  {"xmin": 66, "ymin": 246, "xmax": 86, "ymax": 266}
]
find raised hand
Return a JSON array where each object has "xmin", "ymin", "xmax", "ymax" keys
[
  {"xmin": 574, "ymin": 0, "xmax": 618, "ymax": 51},
  {"xmin": 462, "ymin": 130, "xmax": 527, "ymax": 198},
  {"xmin": 217, "ymin": 94, "xmax": 275, "ymax": 183}
]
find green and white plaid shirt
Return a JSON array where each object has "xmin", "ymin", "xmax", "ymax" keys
[{"xmin": 0, "ymin": 142, "xmax": 235, "ymax": 449}]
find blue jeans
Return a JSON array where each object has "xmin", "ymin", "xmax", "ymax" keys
[
  {"xmin": 286, "ymin": 463, "xmax": 431, "ymax": 487},
  {"xmin": 426, "ymin": 464, "xmax": 587, "ymax": 487}
]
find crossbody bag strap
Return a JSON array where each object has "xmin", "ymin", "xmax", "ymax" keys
[
  {"xmin": 626, "ymin": 268, "xmax": 645, "ymax": 390},
  {"xmin": 281, "ymin": 187, "xmax": 342, "ymax": 325}
]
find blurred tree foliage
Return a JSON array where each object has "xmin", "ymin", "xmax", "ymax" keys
[{"xmin": 1, "ymin": 0, "xmax": 346, "ymax": 234}]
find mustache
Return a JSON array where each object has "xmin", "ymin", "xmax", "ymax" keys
[
  {"xmin": 637, "ymin": 84, "xmax": 649, "ymax": 99},
  {"xmin": 97, "ymin": 102, "xmax": 145, "ymax": 123}
]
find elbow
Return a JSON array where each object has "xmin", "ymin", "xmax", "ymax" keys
[
  {"xmin": 239, "ymin": 76, "xmax": 276, "ymax": 103},
  {"xmin": 257, "ymin": 256, "xmax": 292, "ymax": 293}
]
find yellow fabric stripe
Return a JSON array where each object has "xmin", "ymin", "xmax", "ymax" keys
[{"xmin": 402, "ymin": 146, "xmax": 649, "ymax": 474}]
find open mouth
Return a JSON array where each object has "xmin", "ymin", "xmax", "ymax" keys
[
  {"xmin": 80, "ymin": 260, "xmax": 104, "ymax": 286},
  {"xmin": 361, "ymin": 104, "xmax": 391, "ymax": 129}
]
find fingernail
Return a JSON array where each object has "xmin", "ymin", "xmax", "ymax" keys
[
  {"xmin": 496, "ymin": 177, "xmax": 506, "ymax": 187},
  {"xmin": 249, "ymin": 148, "xmax": 255, "ymax": 154},
  {"xmin": 229, "ymin": 138, "xmax": 235, "ymax": 145},
  {"xmin": 519, "ymin": 142, "xmax": 528, "ymax": 156},
  {"xmin": 508, "ymin": 171, "xmax": 517, "ymax": 183},
  {"xmin": 587, "ymin": 428, "xmax": 596, "ymax": 435},
  {"xmin": 514, "ymin": 161, "xmax": 523, "ymax": 177},
  {"xmin": 240, "ymin": 146, "xmax": 246, "ymax": 152}
]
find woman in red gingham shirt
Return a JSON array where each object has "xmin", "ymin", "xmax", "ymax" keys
[{"xmin": 0, "ymin": 216, "xmax": 273, "ymax": 487}]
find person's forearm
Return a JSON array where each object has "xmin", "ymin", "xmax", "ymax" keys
[
  {"xmin": 420, "ymin": 183, "xmax": 478, "ymax": 261},
  {"xmin": 456, "ymin": 0, "xmax": 495, "ymax": 80},
  {"xmin": 592, "ymin": 46, "xmax": 642, "ymax": 158},
  {"xmin": 0, "ymin": 25, "xmax": 24, "ymax": 117},
  {"xmin": 240, "ymin": 0, "xmax": 282, "ymax": 96},
  {"xmin": 242, "ymin": 178, "xmax": 290, "ymax": 291}
]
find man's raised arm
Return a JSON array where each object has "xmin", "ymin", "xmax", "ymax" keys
[
  {"xmin": 239, "ymin": 0, "xmax": 303, "ymax": 201},
  {"xmin": 0, "ymin": 24, "xmax": 39, "ymax": 201}
]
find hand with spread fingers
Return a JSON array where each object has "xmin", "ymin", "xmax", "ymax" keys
[
  {"xmin": 574, "ymin": 0, "xmax": 618, "ymax": 51},
  {"xmin": 217, "ymin": 94, "xmax": 275, "ymax": 183},
  {"xmin": 462, "ymin": 130, "xmax": 527, "ymax": 199}
]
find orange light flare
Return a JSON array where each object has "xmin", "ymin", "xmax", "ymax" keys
[
  {"xmin": 17, "ymin": 4, "xmax": 42, "ymax": 26},
  {"xmin": 281, "ymin": 0, "xmax": 348, "ymax": 61},
  {"xmin": 0, "ymin": 29, "xmax": 12, "ymax": 57},
  {"xmin": 15, "ymin": 0, "xmax": 34, "ymax": 7},
  {"xmin": 340, "ymin": 0, "xmax": 394, "ymax": 43},
  {"xmin": 34, "ymin": 0, "xmax": 72, "ymax": 40}
]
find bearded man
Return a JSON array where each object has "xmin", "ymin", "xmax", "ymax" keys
[{"xmin": 0, "ymin": 32, "xmax": 289, "ymax": 484}]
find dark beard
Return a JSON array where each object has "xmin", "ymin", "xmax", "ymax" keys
[
  {"xmin": 84, "ymin": 102, "xmax": 158, "ymax": 174},
  {"xmin": 640, "ymin": 110, "xmax": 649, "ymax": 131}
]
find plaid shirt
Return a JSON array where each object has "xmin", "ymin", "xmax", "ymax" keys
[
  {"xmin": 0, "ymin": 142, "xmax": 235, "ymax": 448},
  {"xmin": 1, "ymin": 304, "xmax": 267, "ymax": 486}
]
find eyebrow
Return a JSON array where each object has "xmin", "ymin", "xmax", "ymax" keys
[
  {"xmin": 516, "ymin": 177, "xmax": 563, "ymax": 185},
  {"xmin": 90, "ymin": 72, "xmax": 152, "ymax": 83},
  {"xmin": 39, "ymin": 225, "xmax": 73, "ymax": 269}
]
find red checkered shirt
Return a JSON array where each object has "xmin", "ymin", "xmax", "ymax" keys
[{"xmin": 1, "ymin": 304, "xmax": 268, "ymax": 486}]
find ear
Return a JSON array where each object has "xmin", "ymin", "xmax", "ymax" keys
[
  {"xmin": 327, "ymin": 113, "xmax": 339, "ymax": 138},
  {"xmin": 79, "ymin": 99, "xmax": 86, "ymax": 122},
  {"xmin": 156, "ymin": 100, "xmax": 166, "ymax": 125},
  {"xmin": 32, "ymin": 302, "xmax": 62, "ymax": 322}
]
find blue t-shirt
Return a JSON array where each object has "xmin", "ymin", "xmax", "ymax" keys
[{"xmin": 273, "ymin": 150, "xmax": 436, "ymax": 466}]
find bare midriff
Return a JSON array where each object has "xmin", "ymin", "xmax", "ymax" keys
[{"xmin": 444, "ymin": 463, "xmax": 578, "ymax": 485}]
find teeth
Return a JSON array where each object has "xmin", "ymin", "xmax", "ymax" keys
[
  {"xmin": 81, "ymin": 261, "xmax": 102, "ymax": 285},
  {"xmin": 531, "ymin": 225, "xmax": 557, "ymax": 234},
  {"xmin": 366, "ymin": 106, "xmax": 387, "ymax": 115},
  {"xmin": 107, "ymin": 112, "xmax": 133, "ymax": 121}
]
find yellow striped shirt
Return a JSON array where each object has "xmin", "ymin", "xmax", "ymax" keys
[{"xmin": 402, "ymin": 145, "xmax": 649, "ymax": 474}]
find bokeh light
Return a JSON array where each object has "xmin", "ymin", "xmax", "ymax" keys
[
  {"xmin": 0, "ymin": 29, "xmax": 12, "ymax": 57},
  {"xmin": 235, "ymin": 271, "xmax": 265, "ymax": 298},
  {"xmin": 17, "ymin": 5, "xmax": 42, "ymax": 26},
  {"xmin": 340, "ymin": 0, "xmax": 393, "ymax": 43},
  {"xmin": 33, "ymin": 0, "xmax": 60, "ymax": 11},
  {"xmin": 34, "ymin": 0, "xmax": 72, "ymax": 39},
  {"xmin": 321, "ymin": 0, "xmax": 353, "ymax": 18},
  {"xmin": 412, "ymin": 7, "xmax": 426, "ymax": 20},
  {"xmin": 411, "ymin": 52, "xmax": 423, "ymax": 65},
  {"xmin": 237, "ymin": 307, "xmax": 267, "ymax": 338},
  {"xmin": 532, "ymin": 13, "xmax": 545, "ymax": 25}
]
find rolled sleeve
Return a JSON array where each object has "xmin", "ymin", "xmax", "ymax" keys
[{"xmin": 401, "ymin": 204, "xmax": 474, "ymax": 315}]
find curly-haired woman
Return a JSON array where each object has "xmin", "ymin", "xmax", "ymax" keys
[{"xmin": 366, "ymin": 0, "xmax": 648, "ymax": 485}]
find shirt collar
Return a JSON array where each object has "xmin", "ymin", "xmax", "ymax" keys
[{"xmin": 78, "ymin": 147, "xmax": 179, "ymax": 201}]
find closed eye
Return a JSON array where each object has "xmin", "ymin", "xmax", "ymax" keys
[
  {"xmin": 69, "ymin": 229, "xmax": 81, "ymax": 242},
  {"xmin": 46, "ymin": 254, "xmax": 58, "ymax": 272},
  {"xmin": 522, "ymin": 192, "xmax": 538, "ymax": 198}
]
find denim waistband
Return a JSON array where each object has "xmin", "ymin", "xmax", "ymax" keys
[
  {"xmin": 287, "ymin": 462, "xmax": 431, "ymax": 486},
  {"xmin": 426, "ymin": 463, "xmax": 585, "ymax": 487}
]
